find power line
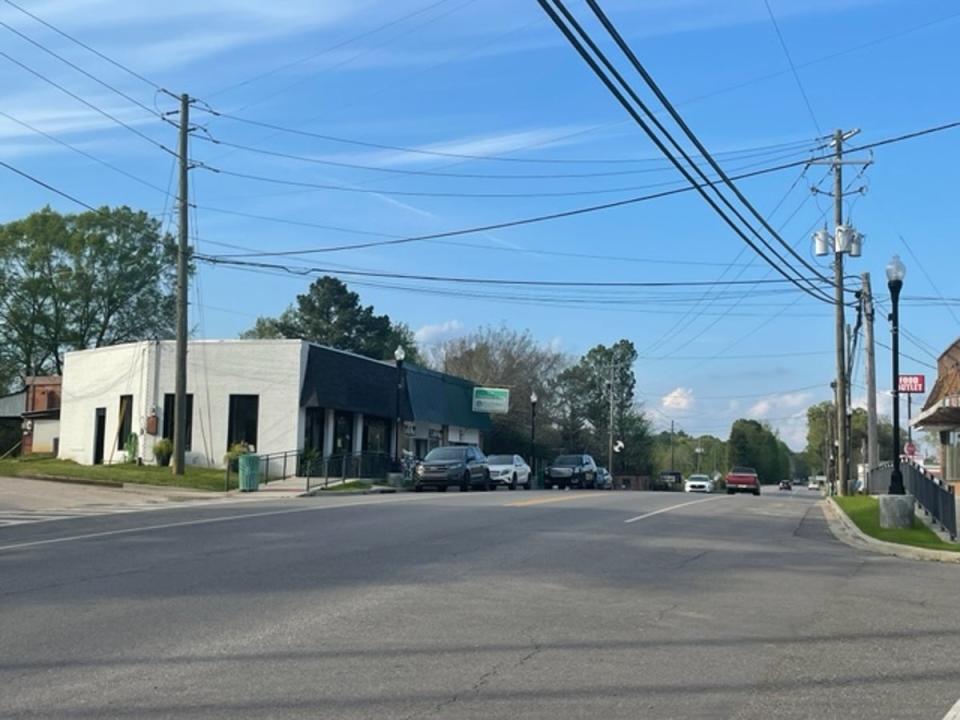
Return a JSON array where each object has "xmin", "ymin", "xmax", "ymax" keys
[
  {"xmin": 0, "ymin": 158, "xmax": 97, "ymax": 210},
  {"xmin": 578, "ymin": 0, "xmax": 834, "ymax": 292},
  {"xmin": 875, "ymin": 339, "xmax": 938, "ymax": 371},
  {"xmin": 193, "ymin": 132, "xmax": 818, "ymax": 180},
  {"xmin": 538, "ymin": 0, "xmax": 832, "ymax": 303},
  {"xmin": 762, "ymin": 0, "xmax": 822, "ymax": 136},
  {"xmin": 199, "ymin": 117, "xmax": 960, "ymax": 262},
  {"xmin": 0, "ymin": 0, "xmax": 167, "ymax": 92},
  {"xmin": 192, "ymin": 256, "xmax": 833, "ymax": 289},
  {"xmin": 0, "ymin": 18, "xmax": 159, "ymax": 117},
  {"xmin": 0, "ymin": 109, "xmax": 172, "ymax": 196},
  {"xmin": 0, "ymin": 51, "xmax": 174, "ymax": 156},
  {"xmin": 198, "ymin": 106, "xmax": 820, "ymax": 166}
]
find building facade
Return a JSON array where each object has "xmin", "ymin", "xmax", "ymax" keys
[
  {"xmin": 913, "ymin": 337, "xmax": 960, "ymax": 491},
  {"xmin": 58, "ymin": 340, "xmax": 490, "ymax": 469}
]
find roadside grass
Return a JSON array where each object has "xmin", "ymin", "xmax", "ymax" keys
[
  {"xmin": 834, "ymin": 495, "xmax": 960, "ymax": 552},
  {"xmin": 0, "ymin": 456, "xmax": 234, "ymax": 492}
]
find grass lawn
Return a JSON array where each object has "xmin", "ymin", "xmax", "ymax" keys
[
  {"xmin": 834, "ymin": 496, "xmax": 960, "ymax": 552},
  {"xmin": 0, "ymin": 455, "xmax": 234, "ymax": 492}
]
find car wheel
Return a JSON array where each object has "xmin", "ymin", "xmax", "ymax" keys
[
  {"xmin": 726, "ymin": 488, "xmax": 734, "ymax": 495},
  {"xmin": 509, "ymin": 474, "xmax": 517, "ymax": 491},
  {"xmin": 523, "ymin": 481, "xmax": 531, "ymax": 490},
  {"xmin": 460, "ymin": 473, "xmax": 470, "ymax": 492},
  {"xmin": 414, "ymin": 485, "xmax": 423, "ymax": 493},
  {"xmin": 753, "ymin": 489, "xmax": 760, "ymax": 496},
  {"xmin": 438, "ymin": 485, "xmax": 448, "ymax": 492}
]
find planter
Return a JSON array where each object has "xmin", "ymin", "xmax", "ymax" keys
[{"xmin": 156, "ymin": 453, "xmax": 171, "ymax": 467}]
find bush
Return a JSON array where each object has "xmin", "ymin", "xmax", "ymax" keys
[
  {"xmin": 124, "ymin": 433, "xmax": 138, "ymax": 464},
  {"xmin": 153, "ymin": 438, "xmax": 173, "ymax": 467},
  {"xmin": 224, "ymin": 442, "xmax": 252, "ymax": 471}
]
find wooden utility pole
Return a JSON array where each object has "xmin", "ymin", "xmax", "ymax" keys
[
  {"xmin": 173, "ymin": 93, "xmax": 189, "ymax": 476},
  {"xmin": 862, "ymin": 272, "xmax": 879, "ymax": 469},
  {"xmin": 832, "ymin": 129, "xmax": 849, "ymax": 495}
]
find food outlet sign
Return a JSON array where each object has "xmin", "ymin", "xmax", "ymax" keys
[{"xmin": 898, "ymin": 374, "xmax": 926, "ymax": 394}]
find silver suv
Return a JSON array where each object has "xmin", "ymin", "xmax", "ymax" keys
[{"xmin": 545, "ymin": 454, "xmax": 599, "ymax": 489}]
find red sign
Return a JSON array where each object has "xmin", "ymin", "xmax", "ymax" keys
[
  {"xmin": 904, "ymin": 441, "xmax": 917, "ymax": 458},
  {"xmin": 898, "ymin": 374, "xmax": 926, "ymax": 394}
]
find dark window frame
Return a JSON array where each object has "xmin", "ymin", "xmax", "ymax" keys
[
  {"xmin": 118, "ymin": 395, "xmax": 133, "ymax": 451},
  {"xmin": 227, "ymin": 394, "xmax": 259, "ymax": 451},
  {"xmin": 162, "ymin": 393, "xmax": 193, "ymax": 452}
]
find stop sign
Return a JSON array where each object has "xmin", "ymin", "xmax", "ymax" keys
[{"xmin": 904, "ymin": 441, "xmax": 917, "ymax": 457}]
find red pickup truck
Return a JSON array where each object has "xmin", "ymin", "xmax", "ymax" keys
[{"xmin": 725, "ymin": 466, "xmax": 761, "ymax": 496}]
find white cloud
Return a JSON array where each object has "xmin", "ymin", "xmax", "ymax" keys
[
  {"xmin": 415, "ymin": 319, "xmax": 464, "ymax": 345},
  {"xmin": 747, "ymin": 391, "xmax": 812, "ymax": 418},
  {"xmin": 662, "ymin": 387, "xmax": 694, "ymax": 411}
]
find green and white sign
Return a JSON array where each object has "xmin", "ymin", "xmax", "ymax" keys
[{"xmin": 472, "ymin": 387, "xmax": 510, "ymax": 414}]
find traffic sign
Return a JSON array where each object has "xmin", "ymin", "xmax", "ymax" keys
[{"xmin": 904, "ymin": 441, "xmax": 917, "ymax": 458}]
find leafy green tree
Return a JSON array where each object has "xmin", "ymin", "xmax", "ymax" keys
[
  {"xmin": 243, "ymin": 276, "xmax": 420, "ymax": 363},
  {"xmin": 0, "ymin": 206, "xmax": 177, "ymax": 389},
  {"xmin": 728, "ymin": 419, "xmax": 790, "ymax": 483}
]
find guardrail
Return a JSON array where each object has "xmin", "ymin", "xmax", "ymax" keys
[{"xmin": 866, "ymin": 462, "xmax": 957, "ymax": 540}]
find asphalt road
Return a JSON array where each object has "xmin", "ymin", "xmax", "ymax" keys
[{"xmin": 2, "ymin": 488, "xmax": 959, "ymax": 719}]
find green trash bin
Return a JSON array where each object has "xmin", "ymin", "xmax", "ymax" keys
[{"xmin": 238, "ymin": 453, "xmax": 260, "ymax": 492}]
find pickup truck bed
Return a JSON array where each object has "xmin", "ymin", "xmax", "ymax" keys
[{"xmin": 725, "ymin": 470, "xmax": 760, "ymax": 496}]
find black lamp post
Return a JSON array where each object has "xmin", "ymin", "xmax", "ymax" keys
[
  {"xmin": 886, "ymin": 255, "xmax": 906, "ymax": 495},
  {"xmin": 530, "ymin": 391, "xmax": 538, "ymax": 477},
  {"xmin": 394, "ymin": 345, "xmax": 405, "ymax": 469}
]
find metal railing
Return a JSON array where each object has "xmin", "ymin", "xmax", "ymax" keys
[
  {"xmin": 866, "ymin": 462, "xmax": 957, "ymax": 540},
  {"xmin": 904, "ymin": 461, "xmax": 957, "ymax": 540},
  {"xmin": 303, "ymin": 451, "xmax": 392, "ymax": 491}
]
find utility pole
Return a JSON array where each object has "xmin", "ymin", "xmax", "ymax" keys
[
  {"xmin": 862, "ymin": 272, "xmax": 879, "ymax": 469},
  {"xmin": 670, "ymin": 420, "xmax": 675, "ymax": 471},
  {"xmin": 607, "ymin": 364, "xmax": 615, "ymax": 476},
  {"xmin": 831, "ymin": 129, "xmax": 849, "ymax": 496},
  {"xmin": 173, "ymin": 93, "xmax": 189, "ymax": 476}
]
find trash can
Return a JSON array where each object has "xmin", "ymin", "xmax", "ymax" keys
[{"xmin": 238, "ymin": 453, "xmax": 260, "ymax": 492}]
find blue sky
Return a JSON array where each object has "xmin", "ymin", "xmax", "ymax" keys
[{"xmin": 1, "ymin": 0, "xmax": 958, "ymax": 449}]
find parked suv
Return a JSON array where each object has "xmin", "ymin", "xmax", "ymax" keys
[
  {"xmin": 414, "ymin": 446, "xmax": 490, "ymax": 492},
  {"xmin": 545, "ymin": 454, "xmax": 598, "ymax": 489}
]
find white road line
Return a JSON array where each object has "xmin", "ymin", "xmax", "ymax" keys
[
  {"xmin": 624, "ymin": 495, "xmax": 726, "ymax": 523},
  {"xmin": 0, "ymin": 494, "xmax": 476, "ymax": 553},
  {"xmin": 943, "ymin": 698, "xmax": 960, "ymax": 720}
]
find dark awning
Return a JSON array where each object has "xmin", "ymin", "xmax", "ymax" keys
[{"xmin": 298, "ymin": 345, "xmax": 489, "ymax": 430}]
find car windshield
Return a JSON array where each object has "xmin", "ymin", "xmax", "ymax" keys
[
  {"xmin": 424, "ymin": 448, "xmax": 465, "ymax": 462},
  {"xmin": 731, "ymin": 466, "xmax": 757, "ymax": 475},
  {"xmin": 487, "ymin": 455, "xmax": 513, "ymax": 465},
  {"xmin": 688, "ymin": 475, "xmax": 709, "ymax": 481},
  {"xmin": 555, "ymin": 455, "xmax": 582, "ymax": 466}
]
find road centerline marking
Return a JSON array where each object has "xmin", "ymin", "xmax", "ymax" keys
[
  {"xmin": 504, "ymin": 493, "xmax": 611, "ymax": 508},
  {"xmin": 624, "ymin": 495, "xmax": 725, "ymax": 523}
]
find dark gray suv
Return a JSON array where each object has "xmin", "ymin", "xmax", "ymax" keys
[{"xmin": 414, "ymin": 446, "xmax": 491, "ymax": 492}]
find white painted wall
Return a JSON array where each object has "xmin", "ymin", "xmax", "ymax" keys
[
  {"xmin": 31, "ymin": 419, "xmax": 60, "ymax": 454},
  {"xmin": 59, "ymin": 340, "xmax": 305, "ymax": 468}
]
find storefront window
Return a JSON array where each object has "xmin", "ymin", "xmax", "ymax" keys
[
  {"xmin": 948, "ymin": 431, "xmax": 960, "ymax": 482},
  {"xmin": 363, "ymin": 417, "xmax": 388, "ymax": 454}
]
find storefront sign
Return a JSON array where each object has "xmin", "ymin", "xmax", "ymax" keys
[
  {"xmin": 472, "ymin": 387, "xmax": 510, "ymax": 414},
  {"xmin": 898, "ymin": 374, "xmax": 926, "ymax": 394}
]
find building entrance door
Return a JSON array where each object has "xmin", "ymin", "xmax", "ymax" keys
[{"xmin": 93, "ymin": 408, "xmax": 106, "ymax": 465}]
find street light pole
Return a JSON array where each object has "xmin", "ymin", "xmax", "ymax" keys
[
  {"xmin": 886, "ymin": 255, "xmax": 906, "ymax": 495},
  {"xmin": 530, "ymin": 391, "xmax": 538, "ymax": 482},
  {"xmin": 394, "ymin": 345, "xmax": 405, "ymax": 470}
]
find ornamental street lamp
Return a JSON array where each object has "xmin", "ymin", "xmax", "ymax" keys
[
  {"xmin": 886, "ymin": 255, "xmax": 906, "ymax": 495},
  {"xmin": 394, "ymin": 345, "xmax": 405, "ymax": 468}
]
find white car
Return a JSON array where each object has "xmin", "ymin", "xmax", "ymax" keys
[
  {"xmin": 807, "ymin": 480, "xmax": 820, "ymax": 491},
  {"xmin": 684, "ymin": 474, "xmax": 714, "ymax": 493},
  {"xmin": 486, "ymin": 454, "xmax": 532, "ymax": 490}
]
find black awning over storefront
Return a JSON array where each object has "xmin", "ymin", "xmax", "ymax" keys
[{"xmin": 298, "ymin": 345, "xmax": 489, "ymax": 431}]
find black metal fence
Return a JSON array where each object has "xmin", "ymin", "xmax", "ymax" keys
[
  {"xmin": 866, "ymin": 462, "xmax": 957, "ymax": 540},
  {"xmin": 303, "ymin": 451, "xmax": 392, "ymax": 491}
]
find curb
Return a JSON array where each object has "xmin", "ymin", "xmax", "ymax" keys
[
  {"xmin": 300, "ymin": 486, "xmax": 400, "ymax": 497},
  {"xmin": 6, "ymin": 474, "xmax": 123, "ymax": 489},
  {"xmin": 821, "ymin": 498, "xmax": 960, "ymax": 564}
]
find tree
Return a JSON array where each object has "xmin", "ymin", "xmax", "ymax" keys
[
  {"xmin": 728, "ymin": 419, "xmax": 790, "ymax": 484},
  {"xmin": 435, "ymin": 326, "xmax": 568, "ymax": 456},
  {"xmin": 243, "ymin": 276, "xmax": 420, "ymax": 363},
  {"xmin": 0, "ymin": 206, "xmax": 178, "ymax": 389}
]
